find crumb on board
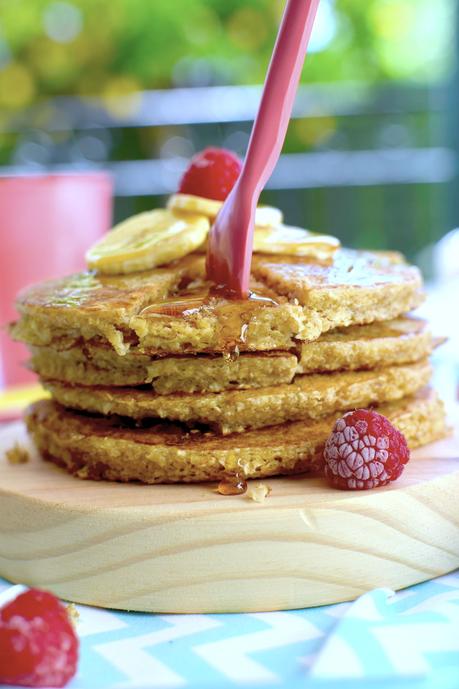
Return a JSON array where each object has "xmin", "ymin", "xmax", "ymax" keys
[
  {"xmin": 66, "ymin": 603, "xmax": 80, "ymax": 627},
  {"xmin": 5, "ymin": 443, "xmax": 30, "ymax": 465},
  {"xmin": 75, "ymin": 466, "xmax": 90, "ymax": 479},
  {"xmin": 247, "ymin": 482, "xmax": 272, "ymax": 503}
]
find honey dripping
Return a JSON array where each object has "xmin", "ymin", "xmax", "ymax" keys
[
  {"xmin": 139, "ymin": 289, "xmax": 209, "ymax": 318},
  {"xmin": 210, "ymin": 286, "xmax": 279, "ymax": 353},
  {"xmin": 217, "ymin": 473, "xmax": 248, "ymax": 496},
  {"xmin": 141, "ymin": 284, "xmax": 279, "ymax": 354}
]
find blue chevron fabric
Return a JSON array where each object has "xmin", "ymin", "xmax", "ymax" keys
[{"xmin": 1, "ymin": 572, "xmax": 458, "ymax": 689}]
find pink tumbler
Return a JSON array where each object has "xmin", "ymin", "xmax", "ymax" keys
[{"xmin": 0, "ymin": 172, "xmax": 112, "ymax": 387}]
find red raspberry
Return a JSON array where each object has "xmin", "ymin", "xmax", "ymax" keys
[
  {"xmin": 0, "ymin": 588, "xmax": 79, "ymax": 687},
  {"xmin": 178, "ymin": 147, "xmax": 242, "ymax": 201},
  {"xmin": 323, "ymin": 409, "xmax": 410, "ymax": 490}
]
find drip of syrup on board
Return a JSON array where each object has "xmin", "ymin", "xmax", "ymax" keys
[
  {"xmin": 217, "ymin": 473, "xmax": 248, "ymax": 496},
  {"xmin": 206, "ymin": 0, "xmax": 320, "ymax": 297}
]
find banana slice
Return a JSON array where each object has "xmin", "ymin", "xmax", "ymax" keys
[
  {"xmin": 86, "ymin": 209, "xmax": 210, "ymax": 275},
  {"xmin": 254, "ymin": 205, "xmax": 283, "ymax": 228},
  {"xmin": 253, "ymin": 224, "xmax": 340, "ymax": 259},
  {"xmin": 168, "ymin": 193, "xmax": 222, "ymax": 219},
  {"xmin": 168, "ymin": 193, "xmax": 283, "ymax": 228}
]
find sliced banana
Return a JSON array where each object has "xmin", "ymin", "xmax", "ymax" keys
[
  {"xmin": 168, "ymin": 193, "xmax": 283, "ymax": 228},
  {"xmin": 253, "ymin": 224, "xmax": 340, "ymax": 259},
  {"xmin": 254, "ymin": 205, "xmax": 283, "ymax": 228},
  {"xmin": 86, "ymin": 209, "xmax": 210, "ymax": 275},
  {"xmin": 168, "ymin": 193, "xmax": 222, "ymax": 219}
]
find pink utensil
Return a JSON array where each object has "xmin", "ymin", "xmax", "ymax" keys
[
  {"xmin": 206, "ymin": 0, "xmax": 320, "ymax": 297},
  {"xmin": 0, "ymin": 172, "xmax": 112, "ymax": 388}
]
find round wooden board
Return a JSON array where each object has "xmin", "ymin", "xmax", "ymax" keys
[{"xmin": 1, "ymin": 416, "xmax": 458, "ymax": 613}]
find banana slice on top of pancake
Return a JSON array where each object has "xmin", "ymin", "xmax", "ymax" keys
[
  {"xmin": 86, "ymin": 209, "xmax": 209, "ymax": 275},
  {"xmin": 254, "ymin": 224, "xmax": 340, "ymax": 259},
  {"xmin": 168, "ymin": 192, "xmax": 283, "ymax": 228},
  {"xmin": 87, "ymin": 203, "xmax": 340, "ymax": 276}
]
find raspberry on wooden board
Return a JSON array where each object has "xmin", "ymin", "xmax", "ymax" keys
[{"xmin": 323, "ymin": 409, "xmax": 410, "ymax": 490}]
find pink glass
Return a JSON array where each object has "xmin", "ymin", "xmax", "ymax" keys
[
  {"xmin": 0, "ymin": 172, "xmax": 112, "ymax": 388},
  {"xmin": 207, "ymin": 0, "xmax": 320, "ymax": 296}
]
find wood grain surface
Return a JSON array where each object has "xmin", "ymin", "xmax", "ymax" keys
[{"xmin": 0, "ymin": 417, "xmax": 458, "ymax": 613}]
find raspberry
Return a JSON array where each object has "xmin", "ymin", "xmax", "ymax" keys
[
  {"xmin": 0, "ymin": 588, "xmax": 79, "ymax": 687},
  {"xmin": 323, "ymin": 409, "xmax": 410, "ymax": 490},
  {"xmin": 178, "ymin": 147, "xmax": 242, "ymax": 201}
]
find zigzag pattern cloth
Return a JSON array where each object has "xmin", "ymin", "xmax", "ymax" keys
[{"xmin": 1, "ymin": 572, "xmax": 458, "ymax": 689}]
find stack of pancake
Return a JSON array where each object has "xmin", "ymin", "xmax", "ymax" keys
[{"xmin": 12, "ymin": 238, "xmax": 447, "ymax": 484}]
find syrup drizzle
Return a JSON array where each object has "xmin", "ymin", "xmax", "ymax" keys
[
  {"xmin": 217, "ymin": 473, "xmax": 248, "ymax": 496},
  {"xmin": 139, "ymin": 285, "xmax": 279, "ymax": 353}
]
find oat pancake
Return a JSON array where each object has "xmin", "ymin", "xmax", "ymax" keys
[
  {"xmin": 25, "ymin": 388, "xmax": 447, "ymax": 483},
  {"xmin": 30, "ymin": 347, "xmax": 298, "ymax": 392},
  {"xmin": 298, "ymin": 317, "xmax": 438, "ymax": 374},
  {"xmin": 44, "ymin": 359, "xmax": 431, "ymax": 434},
  {"xmin": 12, "ymin": 249, "xmax": 423, "ymax": 356},
  {"xmin": 28, "ymin": 317, "xmax": 435, "ymax": 393}
]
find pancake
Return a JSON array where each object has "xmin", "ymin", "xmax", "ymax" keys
[
  {"xmin": 43, "ymin": 359, "xmax": 432, "ymax": 434},
  {"xmin": 25, "ymin": 388, "xmax": 447, "ymax": 483},
  {"xmin": 298, "ymin": 317, "xmax": 438, "ymax": 374},
  {"xmin": 30, "ymin": 347, "xmax": 298, "ymax": 392},
  {"xmin": 28, "ymin": 317, "xmax": 435, "ymax": 393},
  {"xmin": 12, "ymin": 249, "xmax": 423, "ymax": 356}
]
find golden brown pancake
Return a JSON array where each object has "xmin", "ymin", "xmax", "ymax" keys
[
  {"xmin": 28, "ymin": 317, "xmax": 435, "ymax": 393},
  {"xmin": 43, "ymin": 359, "xmax": 432, "ymax": 434},
  {"xmin": 30, "ymin": 347, "xmax": 298, "ymax": 392},
  {"xmin": 298, "ymin": 317, "xmax": 438, "ymax": 373},
  {"xmin": 25, "ymin": 388, "xmax": 447, "ymax": 483},
  {"xmin": 14, "ymin": 240, "xmax": 443, "ymax": 486},
  {"xmin": 12, "ymin": 249, "xmax": 423, "ymax": 356}
]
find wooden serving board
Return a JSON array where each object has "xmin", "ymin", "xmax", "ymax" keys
[{"xmin": 0, "ymin": 417, "xmax": 458, "ymax": 613}]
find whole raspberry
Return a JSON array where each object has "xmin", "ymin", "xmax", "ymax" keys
[
  {"xmin": 323, "ymin": 409, "xmax": 410, "ymax": 490},
  {"xmin": 0, "ymin": 588, "xmax": 79, "ymax": 687},
  {"xmin": 178, "ymin": 147, "xmax": 242, "ymax": 201}
]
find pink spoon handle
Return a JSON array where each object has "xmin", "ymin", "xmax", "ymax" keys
[{"xmin": 207, "ymin": 0, "xmax": 320, "ymax": 296}]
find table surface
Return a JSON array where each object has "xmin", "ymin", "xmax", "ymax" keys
[{"xmin": 1, "ymin": 571, "xmax": 459, "ymax": 689}]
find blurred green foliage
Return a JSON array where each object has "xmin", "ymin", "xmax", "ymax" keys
[
  {"xmin": 0, "ymin": 0, "xmax": 454, "ymax": 265},
  {"xmin": 0, "ymin": 0, "xmax": 454, "ymax": 114}
]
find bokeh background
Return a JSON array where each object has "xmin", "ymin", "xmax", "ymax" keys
[{"xmin": 0, "ymin": 0, "xmax": 458, "ymax": 274}]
